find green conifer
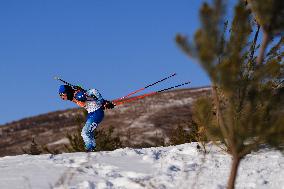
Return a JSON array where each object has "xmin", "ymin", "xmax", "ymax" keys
[{"xmin": 176, "ymin": 0, "xmax": 283, "ymax": 188}]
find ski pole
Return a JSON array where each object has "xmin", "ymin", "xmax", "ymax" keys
[
  {"xmin": 112, "ymin": 73, "xmax": 177, "ymax": 103},
  {"xmin": 114, "ymin": 81, "xmax": 191, "ymax": 106}
]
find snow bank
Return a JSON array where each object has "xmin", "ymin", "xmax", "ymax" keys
[{"xmin": 0, "ymin": 143, "xmax": 283, "ymax": 189}]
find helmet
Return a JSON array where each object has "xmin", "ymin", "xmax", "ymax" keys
[
  {"xmin": 74, "ymin": 91, "xmax": 87, "ymax": 102},
  {"xmin": 58, "ymin": 85, "xmax": 74, "ymax": 101},
  {"xmin": 59, "ymin": 85, "xmax": 73, "ymax": 94}
]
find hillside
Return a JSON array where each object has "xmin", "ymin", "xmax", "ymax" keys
[{"xmin": 0, "ymin": 87, "xmax": 211, "ymax": 157}]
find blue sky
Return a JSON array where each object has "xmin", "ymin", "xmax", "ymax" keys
[{"xmin": 0, "ymin": 0, "xmax": 236, "ymax": 124}]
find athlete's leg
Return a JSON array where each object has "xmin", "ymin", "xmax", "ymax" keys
[{"xmin": 81, "ymin": 109, "xmax": 104, "ymax": 151}]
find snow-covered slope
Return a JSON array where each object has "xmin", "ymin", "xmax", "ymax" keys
[{"xmin": 0, "ymin": 143, "xmax": 283, "ymax": 189}]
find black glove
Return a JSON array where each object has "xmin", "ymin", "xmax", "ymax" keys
[{"xmin": 103, "ymin": 100, "xmax": 115, "ymax": 109}]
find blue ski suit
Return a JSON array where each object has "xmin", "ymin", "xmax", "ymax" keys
[{"xmin": 81, "ymin": 89, "xmax": 105, "ymax": 151}]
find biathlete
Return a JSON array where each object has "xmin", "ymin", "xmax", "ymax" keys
[{"xmin": 58, "ymin": 85, "xmax": 114, "ymax": 152}]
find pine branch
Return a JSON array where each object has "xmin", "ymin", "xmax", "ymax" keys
[{"xmin": 257, "ymin": 31, "xmax": 272, "ymax": 64}]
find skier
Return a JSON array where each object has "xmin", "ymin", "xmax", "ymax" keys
[
  {"xmin": 58, "ymin": 85, "xmax": 114, "ymax": 152},
  {"xmin": 56, "ymin": 73, "xmax": 190, "ymax": 152}
]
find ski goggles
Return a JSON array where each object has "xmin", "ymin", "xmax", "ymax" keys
[{"xmin": 59, "ymin": 93, "xmax": 67, "ymax": 96}]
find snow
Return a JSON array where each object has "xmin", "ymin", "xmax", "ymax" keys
[
  {"xmin": 0, "ymin": 143, "xmax": 283, "ymax": 189},
  {"xmin": 190, "ymin": 87, "xmax": 211, "ymax": 93},
  {"xmin": 48, "ymin": 138, "xmax": 70, "ymax": 146}
]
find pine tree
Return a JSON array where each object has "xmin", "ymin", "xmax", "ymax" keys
[
  {"xmin": 169, "ymin": 120, "xmax": 207, "ymax": 151},
  {"xmin": 65, "ymin": 111, "xmax": 87, "ymax": 152},
  {"xmin": 22, "ymin": 137, "xmax": 42, "ymax": 155},
  {"xmin": 94, "ymin": 126, "xmax": 123, "ymax": 151},
  {"xmin": 246, "ymin": 0, "xmax": 284, "ymax": 64},
  {"xmin": 65, "ymin": 124, "xmax": 86, "ymax": 152},
  {"xmin": 176, "ymin": 0, "xmax": 283, "ymax": 188}
]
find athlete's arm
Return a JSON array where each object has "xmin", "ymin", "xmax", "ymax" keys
[
  {"xmin": 72, "ymin": 90, "xmax": 86, "ymax": 107},
  {"xmin": 72, "ymin": 98, "xmax": 85, "ymax": 107}
]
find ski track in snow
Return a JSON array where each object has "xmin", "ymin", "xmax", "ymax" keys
[{"xmin": 0, "ymin": 143, "xmax": 283, "ymax": 189}]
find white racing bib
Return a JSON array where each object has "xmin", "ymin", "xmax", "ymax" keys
[{"xmin": 84, "ymin": 89, "xmax": 104, "ymax": 113}]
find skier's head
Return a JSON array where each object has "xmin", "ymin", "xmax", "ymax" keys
[{"xmin": 58, "ymin": 85, "xmax": 74, "ymax": 101}]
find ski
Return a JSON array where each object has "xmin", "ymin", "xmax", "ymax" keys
[
  {"xmin": 112, "ymin": 73, "xmax": 177, "ymax": 103},
  {"xmin": 114, "ymin": 81, "xmax": 191, "ymax": 106}
]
